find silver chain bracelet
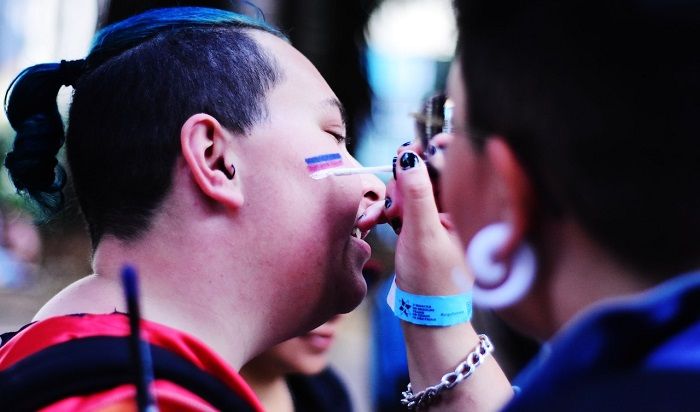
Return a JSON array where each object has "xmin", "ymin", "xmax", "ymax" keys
[{"xmin": 401, "ymin": 334, "xmax": 494, "ymax": 410}]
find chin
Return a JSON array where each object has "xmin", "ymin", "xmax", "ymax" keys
[
  {"xmin": 334, "ymin": 269, "xmax": 368, "ymax": 314},
  {"xmin": 299, "ymin": 276, "xmax": 365, "ymax": 334},
  {"xmin": 297, "ymin": 362, "xmax": 328, "ymax": 376}
]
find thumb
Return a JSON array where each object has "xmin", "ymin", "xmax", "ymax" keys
[{"xmin": 394, "ymin": 151, "xmax": 442, "ymax": 236}]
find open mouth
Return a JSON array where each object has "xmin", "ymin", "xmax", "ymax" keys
[{"xmin": 351, "ymin": 227, "xmax": 370, "ymax": 240}]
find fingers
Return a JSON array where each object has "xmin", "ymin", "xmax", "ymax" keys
[
  {"xmin": 383, "ymin": 179, "xmax": 403, "ymax": 234},
  {"xmin": 388, "ymin": 147, "xmax": 467, "ymax": 295},
  {"xmin": 398, "ymin": 138, "xmax": 443, "ymax": 211},
  {"xmin": 393, "ymin": 151, "xmax": 442, "ymax": 237},
  {"xmin": 384, "ymin": 146, "xmax": 443, "ymax": 236},
  {"xmin": 438, "ymin": 213, "xmax": 455, "ymax": 232},
  {"xmin": 398, "ymin": 139, "xmax": 422, "ymax": 155},
  {"xmin": 356, "ymin": 199, "xmax": 386, "ymax": 232}
]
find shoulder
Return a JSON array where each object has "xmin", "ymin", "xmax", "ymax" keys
[
  {"xmin": 33, "ymin": 274, "xmax": 122, "ymax": 321},
  {"xmin": 0, "ymin": 313, "xmax": 263, "ymax": 411},
  {"xmin": 509, "ymin": 272, "xmax": 700, "ymax": 411}
]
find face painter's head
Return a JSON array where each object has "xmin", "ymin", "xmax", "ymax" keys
[
  {"xmin": 242, "ymin": 315, "xmax": 345, "ymax": 378},
  {"xmin": 4, "ymin": 7, "xmax": 286, "ymax": 247}
]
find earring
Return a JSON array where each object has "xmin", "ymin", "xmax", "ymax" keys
[
  {"xmin": 465, "ymin": 222, "xmax": 537, "ymax": 309},
  {"xmin": 224, "ymin": 164, "xmax": 236, "ymax": 179}
]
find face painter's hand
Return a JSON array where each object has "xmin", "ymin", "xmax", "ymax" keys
[
  {"xmin": 402, "ymin": 138, "xmax": 445, "ymax": 211},
  {"xmin": 384, "ymin": 149, "xmax": 468, "ymax": 295}
]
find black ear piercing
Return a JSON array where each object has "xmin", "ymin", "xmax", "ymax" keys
[{"xmin": 224, "ymin": 164, "xmax": 236, "ymax": 179}]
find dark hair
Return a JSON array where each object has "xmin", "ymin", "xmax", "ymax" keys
[
  {"xmin": 4, "ymin": 7, "xmax": 285, "ymax": 246},
  {"xmin": 454, "ymin": 0, "xmax": 700, "ymax": 277}
]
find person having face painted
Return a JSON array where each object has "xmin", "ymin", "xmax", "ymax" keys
[
  {"xmin": 0, "ymin": 7, "xmax": 384, "ymax": 411},
  {"xmin": 356, "ymin": 0, "xmax": 700, "ymax": 410},
  {"xmin": 240, "ymin": 315, "xmax": 352, "ymax": 412}
]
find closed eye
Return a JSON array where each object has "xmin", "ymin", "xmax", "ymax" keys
[{"xmin": 328, "ymin": 131, "xmax": 349, "ymax": 145}]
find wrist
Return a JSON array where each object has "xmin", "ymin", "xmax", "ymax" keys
[
  {"xmin": 401, "ymin": 334, "xmax": 495, "ymax": 410},
  {"xmin": 394, "ymin": 266, "xmax": 473, "ymax": 297},
  {"xmin": 387, "ymin": 276, "xmax": 472, "ymax": 327}
]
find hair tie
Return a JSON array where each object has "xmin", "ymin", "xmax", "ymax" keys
[{"xmin": 59, "ymin": 59, "xmax": 86, "ymax": 87}]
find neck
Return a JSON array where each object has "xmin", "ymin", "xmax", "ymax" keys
[
  {"xmin": 94, "ymin": 233, "xmax": 263, "ymax": 369},
  {"xmin": 505, "ymin": 221, "xmax": 655, "ymax": 340},
  {"xmin": 34, "ymin": 219, "xmax": 271, "ymax": 370}
]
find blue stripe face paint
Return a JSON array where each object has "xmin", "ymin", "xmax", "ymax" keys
[{"xmin": 305, "ymin": 153, "xmax": 343, "ymax": 173}]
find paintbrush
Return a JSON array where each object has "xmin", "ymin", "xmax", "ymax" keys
[{"xmin": 310, "ymin": 165, "xmax": 393, "ymax": 180}]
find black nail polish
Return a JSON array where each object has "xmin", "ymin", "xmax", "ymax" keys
[
  {"xmin": 392, "ymin": 156, "xmax": 398, "ymax": 180},
  {"xmin": 384, "ymin": 197, "xmax": 392, "ymax": 209},
  {"xmin": 428, "ymin": 144, "xmax": 437, "ymax": 156},
  {"xmin": 390, "ymin": 218, "xmax": 402, "ymax": 234},
  {"xmin": 401, "ymin": 141, "xmax": 412, "ymax": 147},
  {"xmin": 400, "ymin": 152, "xmax": 419, "ymax": 170}
]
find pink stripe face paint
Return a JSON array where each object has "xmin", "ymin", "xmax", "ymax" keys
[{"xmin": 305, "ymin": 153, "xmax": 343, "ymax": 173}]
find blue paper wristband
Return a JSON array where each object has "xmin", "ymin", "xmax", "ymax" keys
[{"xmin": 386, "ymin": 277, "xmax": 472, "ymax": 327}]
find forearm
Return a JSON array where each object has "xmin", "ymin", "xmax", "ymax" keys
[{"xmin": 402, "ymin": 321, "xmax": 513, "ymax": 412}]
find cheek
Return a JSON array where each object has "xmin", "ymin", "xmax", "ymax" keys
[
  {"xmin": 323, "ymin": 179, "xmax": 363, "ymax": 243},
  {"xmin": 441, "ymin": 137, "xmax": 482, "ymax": 246},
  {"xmin": 305, "ymin": 151, "xmax": 344, "ymax": 174},
  {"xmin": 243, "ymin": 143, "xmax": 357, "ymax": 260}
]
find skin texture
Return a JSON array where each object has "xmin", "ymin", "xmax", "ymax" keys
[{"xmin": 32, "ymin": 30, "xmax": 385, "ymax": 371}]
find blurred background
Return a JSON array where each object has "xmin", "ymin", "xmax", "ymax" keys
[{"xmin": 0, "ymin": 1, "xmax": 537, "ymax": 411}]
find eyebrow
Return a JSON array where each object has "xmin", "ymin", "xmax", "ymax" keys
[{"xmin": 323, "ymin": 98, "xmax": 348, "ymax": 129}]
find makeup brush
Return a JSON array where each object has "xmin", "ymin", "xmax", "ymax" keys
[{"xmin": 310, "ymin": 165, "xmax": 393, "ymax": 180}]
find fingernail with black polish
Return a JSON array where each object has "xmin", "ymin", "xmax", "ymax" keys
[
  {"xmin": 384, "ymin": 196, "xmax": 392, "ymax": 209},
  {"xmin": 390, "ymin": 218, "xmax": 402, "ymax": 234},
  {"xmin": 428, "ymin": 144, "xmax": 437, "ymax": 156},
  {"xmin": 401, "ymin": 141, "xmax": 412, "ymax": 147},
  {"xmin": 392, "ymin": 156, "xmax": 398, "ymax": 180},
  {"xmin": 400, "ymin": 152, "xmax": 419, "ymax": 170}
]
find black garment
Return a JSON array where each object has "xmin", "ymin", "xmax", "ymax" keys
[{"xmin": 287, "ymin": 368, "xmax": 353, "ymax": 412}]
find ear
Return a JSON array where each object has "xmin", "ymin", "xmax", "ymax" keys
[
  {"xmin": 485, "ymin": 137, "xmax": 536, "ymax": 261},
  {"xmin": 180, "ymin": 113, "xmax": 243, "ymax": 209}
]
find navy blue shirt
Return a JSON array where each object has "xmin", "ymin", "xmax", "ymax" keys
[{"xmin": 506, "ymin": 270, "xmax": 700, "ymax": 411}]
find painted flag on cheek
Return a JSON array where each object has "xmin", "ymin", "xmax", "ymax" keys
[{"xmin": 305, "ymin": 153, "xmax": 343, "ymax": 173}]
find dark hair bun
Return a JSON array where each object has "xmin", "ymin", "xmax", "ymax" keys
[{"xmin": 4, "ymin": 63, "xmax": 69, "ymax": 216}]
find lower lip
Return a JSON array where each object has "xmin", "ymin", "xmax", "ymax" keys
[
  {"xmin": 350, "ymin": 236, "xmax": 371, "ymax": 256},
  {"xmin": 303, "ymin": 333, "xmax": 334, "ymax": 351}
]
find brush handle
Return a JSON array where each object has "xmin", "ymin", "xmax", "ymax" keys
[
  {"xmin": 311, "ymin": 165, "xmax": 393, "ymax": 179},
  {"xmin": 122, "ymin": 265, "xmax": 158, "ymax": 412}
]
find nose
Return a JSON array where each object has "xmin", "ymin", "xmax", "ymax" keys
[
  {"xmin": 347, "ymin": 155, "xmax": 386, "ymax": 205},
  {"xmin": 431, "ymin": 131, "xmax": 454, "ymax": 150},
  {"xmin": 362, "ymin": 173, "xmax": 385, "ymax": 204},
  {"xmin": 360, "ymin": 169, "xmax": 385, "ymax": 205}
]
